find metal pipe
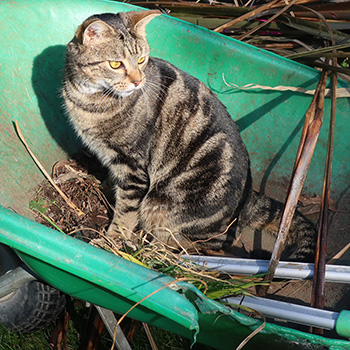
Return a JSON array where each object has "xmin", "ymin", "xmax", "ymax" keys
[
  {"xmin": 181, "ymin": 255, "xmax": 350, "ymax": 283},
  {"xmin": 222, "ymin": 295, "xmax": 339, "ymax": 330}
]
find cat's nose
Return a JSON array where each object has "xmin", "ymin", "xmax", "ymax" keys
[{"xmin": 133, "ymin": 80, "xmax": 142, "ymax": 87}]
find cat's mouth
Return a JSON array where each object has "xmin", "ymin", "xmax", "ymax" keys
[{"xmin": 116, "ymin": 81, "xmax": 144, "ymax": 97}]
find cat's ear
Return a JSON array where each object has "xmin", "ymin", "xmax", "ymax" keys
[
  {"xmin": 77, "ymin": 20, "xmax": 114, "ymax": 46},
  {"xmin": 127, "ymin": 10, "xmax": 161, "ymax": 37}
]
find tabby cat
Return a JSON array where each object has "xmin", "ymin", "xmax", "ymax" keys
[{"xmin": 62, "ymin": 10, "xmax": 316, "ymax": 261}]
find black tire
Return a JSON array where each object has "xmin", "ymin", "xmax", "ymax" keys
[
  {"xmin": 0, "ymin": 244, "xmax": 66, "ymax": 333},
  {"xmin": 0, "ymin": 279, "xmax": 66, "ymax": 334}
]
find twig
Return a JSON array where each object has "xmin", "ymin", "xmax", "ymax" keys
[
  {"xmin": 312, "ymin": 61, "xmax": 350, "ymax": 77},
  {"xmin": 142, "ymin": 323, "xmax": 158, "ymax": 350},
  {"xmin": 213, "ymin": 0, "xmax": 280, "ymax": 33},
  {"xmin": 296, "ymin": 6, "xmax": 338, "ymax": 333},
  {"xmin": 110, "ymin": 278, "xmax": 207, "ymax": 350},
  {"xmin": 190, "ymin": 218, "xmax": 237, "ymax": 247},
  {"xmin": 223, "ymin": 301, "xmax": 266, "ymax": 350},
  {"xmin": 311, "ymin": 53, "xmax": 337, "ymax": 334},
  {"xmin": 277, "ymin": 13, "xmax": 350, "ymax": 44},
  {"xmin": 286, "ymin": 42, "xmax": 350, "ymax": 60},
  {"xmin": 236, "ymin": 318, "xmax": 265, "ymax": 350},
  {"xmin": 292, "ymin": 70, "xmax": 328, "ymax": 172},
  {"xmin": 282, "ymin": 0, "xmax": 295, "ymax": 17},
  {"xmin": 243, "ymin": 0, "xmax": 255, "ymax": 8},
  {"xmin": 327, "ymin": 242, "xmax": 350, "ymax": 265},
  {"xmin": 29, "ymin": 208, "xmax": 66, "ymax": 234},
  {"xmin": 14, "ymin": 120, "xmax": 84, "ymax": 217},
  {"xmin": 257, "ymin": 70, "xmax": 328, "ymax": 297},
  {"xmin": 237, "ymin": 0, "xmax": 299, "ymax": 41}
]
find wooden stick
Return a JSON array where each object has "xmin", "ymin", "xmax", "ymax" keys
[
  {"xmin": 213, "ymin": 0, "xmax": 280, "ymax": 33},
  {"xmin": 49, "ymin": 311, "xmax": 70, "ymax": 350},
  {"xmin": 111, "ymin": 278, "xmax": 202, "ymax": 350},
  {"xmin": 286, "ymin": 42, "xmax": 350, "ymax": 60},
  {"xmin": 277, "ymin": 13, "xmax": 350, "ymax": 44},
  {"xmin": 142, "ymin": 323, "xmax": 158, "ymax": 350},
  {"xmin": 80, "ymin": 306, "xmax": 105, "ymax": 350},
  {"xmin": 311, "ymin": 58, "xmax": 337, "ymax": 334},
  {"xmin": 292, "ymin": 70, "xmax": 327, "ymax": 174},
  {"xmin": 313, "ymin": 61, "xmax": 350, "ymax": 77},
  {"xmin": 257, "ymin": 70, "xmax": 328, "ymax": 297},
  {"xmin": 306, "ymin": 10, "xmax": 337, "ymax": 333},
  {"xmin": 14, "ymin": 120, "xmax": 84, "ymax": 217},
  {"xmin": 328, "ymin": 242, "xmax": 350, "ymax": 265},
  {"xmin": 237, "ymin": 0, "xmax": 299, "ymax": 41}
]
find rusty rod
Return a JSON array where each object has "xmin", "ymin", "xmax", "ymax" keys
[{"xmin": 311, "ymin": 63, "xmax": 337, "ymax": 334}]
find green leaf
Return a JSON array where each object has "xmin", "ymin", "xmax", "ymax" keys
[{"xmin": 29, "ymin": 197, "xmax": 48, "ymax": 214}]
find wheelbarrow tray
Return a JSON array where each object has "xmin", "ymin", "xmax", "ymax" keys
[{"xmin": 1, "ymin": 0, "xmax": 350, "ymax": 349}]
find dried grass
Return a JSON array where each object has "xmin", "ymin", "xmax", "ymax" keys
[
  {"xmin": 30, "ymin": 158, "xmax": 268, "ymax": 302},
  {"xmin": 90, "ymin": 226, "xmax": 268, "ymax": 300}
]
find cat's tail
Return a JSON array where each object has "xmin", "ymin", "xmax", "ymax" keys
[{"xmin": 238, "ymin": 190, "xmax": 317, "ymax": 262}]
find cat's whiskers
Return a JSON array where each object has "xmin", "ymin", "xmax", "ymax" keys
[
  {"xmin": 96, "ymin": 87, "xmax": 115, "ymax": 113},
  {"xmin": 146, "ymin": 77, "xmax": 170, "ymax": 91},
  {"xmin": 101, "ymin": 89, "xmax": 117, "ymax": 114},
  {"xmin": 146, "ymin": 81, "xmax": 168, "ymax": 95},
  {"xmin": 144, "ymin": 81, "xmax": 167, "ymax": 105},
  {"xmin": 77, "ymin": 76, "xmax": 106, "ymax": 96},
  {"xmin": 143, "ymin": 83, "xmax": 162, "ymax": 105}
]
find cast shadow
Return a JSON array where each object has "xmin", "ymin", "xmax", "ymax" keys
[
  {"xmin": 209, "ymin": 75, "xmax": 321, "ymax": 133},
  {"xmin": 211, "ymin": 76, "xmax": 323, "ymax": 254},
  {"xmin": 31, "ymin": 45, "xmax": 81, "ymax": 157}
]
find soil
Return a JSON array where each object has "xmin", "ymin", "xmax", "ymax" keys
[{"xmin": 30, "ymin": 157, "xmax": 111, "ymax": 242}]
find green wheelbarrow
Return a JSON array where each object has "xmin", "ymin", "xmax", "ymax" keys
[{"xmin": 1, "ymin": 0, "xmax": 350, "ymax": 348}]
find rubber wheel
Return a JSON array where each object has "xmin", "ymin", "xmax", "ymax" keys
[{"xmin": 0, "ymin": 280, "xmax": 66, "ymax": 334}]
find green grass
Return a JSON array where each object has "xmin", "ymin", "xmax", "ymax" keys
[
  {"xmin": 0, "ymin": 323, "xmax": 210, "ymax": 350},
  {"xmin": 0, "ymin": 324, "xmax": 53, "ymax": 350},
  {"xmin": 0, "ymin": 307, "xmax": 213, "ymax": 350},
  {"xmin": 0, "ymin": 311, "xmax": 85, "ymax": 350}
]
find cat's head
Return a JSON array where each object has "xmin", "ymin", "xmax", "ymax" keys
[{"xmin": 66, "ymin": 10, "xmax": 161, "ymax": 96}]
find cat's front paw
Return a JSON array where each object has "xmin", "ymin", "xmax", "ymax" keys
[{"xmin": 106, "ymin": 224, "xmax": 140, "ymax": 251}]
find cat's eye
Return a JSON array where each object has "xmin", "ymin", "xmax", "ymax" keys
[
  {"xmin": 138, "ymin": 57, "xmax": 146, "ymax": 64},
  {"xmin": 109, "ymin": 61, "xmax": 122, "ymax": 69}
]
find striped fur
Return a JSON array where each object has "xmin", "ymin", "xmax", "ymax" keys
[{"xmin": 62, "ymin": 11, "xmax": 316, "ymax": 261}]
